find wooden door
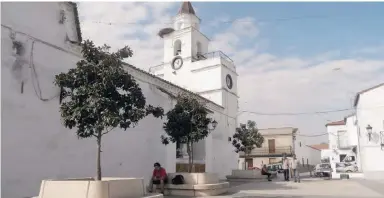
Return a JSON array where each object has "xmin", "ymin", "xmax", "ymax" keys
[
  {"xmin": 268, "ymin": 139, "xmax": 276, "ymax": 154},
  {"xmin": 245, "ymin": 159, "xmax": 253, "ymax": 169}
]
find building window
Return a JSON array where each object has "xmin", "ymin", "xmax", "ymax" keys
[
  {"xmin": 337, "ymin": 130, "xmax": 348, "ymax": 148},
  {"xmin": 196, "ymin": 41, "xmax": 202, "ymax": 56},
  {"xmin": 174, "ymin": 40, "xmax": 182, "ymax": 56}
]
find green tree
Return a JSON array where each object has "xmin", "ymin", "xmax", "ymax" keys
[
  {"xmin": 232, "ymin": 120, "xmax": 264, "ymax": 170},
  {"xmin": 161, "ymin": 94, "xmax": 217, "ymax": 173},
  {"xmin": 54, "ymin": 40, "xmax": 164, "ymax": 180}
]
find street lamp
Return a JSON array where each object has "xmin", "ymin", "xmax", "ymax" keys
[
  {"xmin": 366, "ymin": 125, "xmax": 373, "ymax": 141},
  {"xmin": 209, "ymin": 120, "xmax": 218, "ymax": 131}
]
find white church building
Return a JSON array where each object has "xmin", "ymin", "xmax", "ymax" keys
[{"xmin": 1, "ymin": 2, "xmax": 238, "ymax": 198}]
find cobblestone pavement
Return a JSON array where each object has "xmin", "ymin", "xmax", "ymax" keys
[{"xmin": 166, "ymin": 174, "xmax": 384, "ymax": 198}]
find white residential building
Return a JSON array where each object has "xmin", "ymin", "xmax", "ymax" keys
[
  {"xmin": 354, "ymin": 83, "xmax": 384, "ymax": 180},
  {"xmin": 237, "ymin": 127, "xmax": 320, "ymax": 169},
  {"xmin": 1, "ymin": 2, "xmax": 237, "ymax": 198},
  {"xmin": 306, "ymin": 143, "xmax": 329, "ymax": 165},
  {"xmin": 324, "ymin": 120, "xmax": 360, "ymax": 173}
]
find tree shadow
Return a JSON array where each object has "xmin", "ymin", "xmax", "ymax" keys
[{"xmin": 225, "ymin": 180, "xmax": 298, "ymax": 195}]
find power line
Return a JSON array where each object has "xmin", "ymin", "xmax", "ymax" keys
[
  {"xmin": 239, "ymin": 105, "xmax": 384, "ymax": 116},
  {"xmin": 83, "ymin": 14, "xmax": 353, "ymax": 27},
  {"xmin": 3, "ymin": 24, "xmax": 382, "ymax": 122}
]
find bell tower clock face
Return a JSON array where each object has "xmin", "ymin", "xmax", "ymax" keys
[
  {"xmin": 172, "ymin": 56, "xmax": 183, "ymax": 70},
  {"xmin": 226, "ymin": 74, "xmax": 233, "ymax": 89}
]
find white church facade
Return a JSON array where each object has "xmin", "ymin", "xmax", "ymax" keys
[
  {"xmin": 149, "ymin": 1, "xmax": 239, "ymax": 177},
  {"xmin": 1, "ymin": 2, "xmax": 238, "ymax": 198}
]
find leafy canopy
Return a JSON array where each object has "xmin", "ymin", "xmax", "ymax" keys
[
  {"xmin": 161, "ymin": 94, "xmax": 217, "ymax": 145},
  {"xmin": 232, "ymin": 120, "xmax": 264, "ymax": 155},
  {"xmin": 54, "ymin": 40, "xmax": 164, "ymax": 138}
]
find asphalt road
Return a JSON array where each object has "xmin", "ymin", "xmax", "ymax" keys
[{"xmin": 166, "ymin": 173, "xmax": 384, "ymax": 198}]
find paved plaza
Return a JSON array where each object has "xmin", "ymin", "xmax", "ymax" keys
[{"xmin": 166, "ymin": 174, "xmax": 384, "ymax": 198}]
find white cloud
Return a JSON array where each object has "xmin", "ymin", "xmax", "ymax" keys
[
  {"xmin": 78, "ymin": 2, "xmax": 177, "ymax": 69},
  {"xmin": 352, "ymin": 45, "xmax": 384, "ymax": 55},
  {"xmin": 78, "ymin": 3, "xmax": 384, "ymax": 144}
]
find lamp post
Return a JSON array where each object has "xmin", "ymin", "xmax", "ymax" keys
[
  {"xmin": 209, "ymin": 120, "xmax": 218, "ymax": 131},
  {"xmin": 366, "ymin": 125, "xmax": 373, "ymax": 141}
]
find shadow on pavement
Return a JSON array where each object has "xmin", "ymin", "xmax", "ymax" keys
[{"xmin": 224, "ymin": 179, "xmax": 298, "ymax": 196}]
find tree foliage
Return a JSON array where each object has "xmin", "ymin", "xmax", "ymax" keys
[
  {"xmin": 232, "ymin": 120, "xmax": 264, "ymax": 169},
  {"xmin": 54, "ymin": 40, "xmax": 164, "ymax": 180},
  {"xmin": 161, "ymin": 94, "xmax": 217, "ymax": 172}
]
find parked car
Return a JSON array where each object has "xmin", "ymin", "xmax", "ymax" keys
[
  {"xmin": 313, "ymin": 163, "xmax": 332, "ymax": 177},
  {"xmin": 267, "ymin": 163, "xmax": 284, "ymax": 173},
  {"xmin": 336, "ymin": 162, "xmax": 358, "ymax": 173}
]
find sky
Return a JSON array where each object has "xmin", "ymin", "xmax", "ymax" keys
[{"xmin": 78, "ymin": 2, "xmax": 384, "ymax": 144}]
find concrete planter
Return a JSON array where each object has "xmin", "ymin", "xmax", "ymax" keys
[
  {"xmin": 231, "ymin": 170, "xmax": 261, "ymax": 178},
  {"xmin": 152, "ymin": 172, "xmax": 229, "ymax": 196},
  {"xmin": 226, "ymin": 169, "xmax": 277, "ymax": 181},
  {"xmin": 168, "ymin": 172, "xmax": 220, "ymax": 184},
  {"xmin": 37, "ymin": 177, "xmax": 162, "ymax": 198}
]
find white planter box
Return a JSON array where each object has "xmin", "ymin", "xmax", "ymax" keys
[
  {"xmin": 231, "ymin": 170, "xmax": 262, "ymax": 178},
  {"xmin": 37, "ymin": 177, "xmax": 146, "ymax": 198},
  {"xmin": 152, "ymin": 173, "xmax": 229, "ymax": 197}
]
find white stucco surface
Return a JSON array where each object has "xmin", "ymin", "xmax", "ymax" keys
[
  {"xmin": 1, "ymin": 2, "xmax": 238, "ymax": 198},
  {"xmin": 327, "ymin": 124, "xmax": 347, "ymax": 150},
  {"xmin": 150, "ymin": 2, "xmax": 239, "ymax": 179},
  {"xmin": 355, "ymin": 84, "xmax": 384, "ymax": 179}
]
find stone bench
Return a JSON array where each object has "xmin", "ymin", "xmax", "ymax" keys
[
  {"xmin": 151, "ymin": 173, "xmax": 229, "ymax": 197},
  {"xmin": 226, "ymin": 170, "xmax": 277, "ymax": 181},
  {"xmin": 37, "ymin": 177, "xmax": 163, "ymax": 198}
]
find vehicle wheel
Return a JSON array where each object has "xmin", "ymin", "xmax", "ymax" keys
[{"xmin": 346, "ymin": 170, "xmax": 352, "ymax": 173}]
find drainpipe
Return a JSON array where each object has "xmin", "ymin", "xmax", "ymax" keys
[{"xmin": 355, "ymin": 111, "xmax": 363, "ymax": 173}]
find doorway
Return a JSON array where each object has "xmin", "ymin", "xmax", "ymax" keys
[
  {"xmin": 268, "ymin": 139, "xmax": 276, "ymax": 154},
  {"xmin": 245, "ymin": 159, "xmax": 253, "ymax": 169}
]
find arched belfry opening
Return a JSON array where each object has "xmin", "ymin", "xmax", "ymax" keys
[
  {"xmin": 196, "ymin": 41, "xmax": 202, "ymax": 56},
  {"xmin": 174, "ymin": 39, "xmax": 182, "ymax": 56}
]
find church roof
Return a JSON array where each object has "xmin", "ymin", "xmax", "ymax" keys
[{"xmin": 178, "ymin": 1, "xmax": 196, "ymax": 15}]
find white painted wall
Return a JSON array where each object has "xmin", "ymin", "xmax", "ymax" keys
[
  {"xmin": 321, "ymin": 149, "xmax": 333, "ymax": 161},
  {"xmin": 307, "ymin": 148, "xmax": 321, "ymax": 165},
  {"xmin": 327, "ymin": 124, "xmax": 347, "ymax": 150},
  {"xmin": 345, "ymin": 115, "xmax": 359, "ymax": 146},
  {"xmin": 1, "ymin": 2, "xmax": 236, "ymax": 198},
  {"xmin": 151, "ymin": 6, "xmax": 239, "ymax": 179},
  {"xmin": 355, "ymin": 84, "xmax": 384, "ymax": 180}
]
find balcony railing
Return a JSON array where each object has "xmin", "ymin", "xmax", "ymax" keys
[
  {"xmin": 148, "ymin": 51, "xmax": 234, "ymax": 73},
  {"xmin": 240, "ymin": 146, "xmax": 293, "ymax": 157},
  {"xmin": 193, "ymin": 51, "xmax": 233, "ymax": 63}
]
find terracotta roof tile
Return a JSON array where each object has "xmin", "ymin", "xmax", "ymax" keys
[
  {"xmin": 307, "ymin": 143, "xmax": 329, "ymax": 150},
  {"xmin": 325, "ymin": 120, "xmax": 345, "ymax": 126}
]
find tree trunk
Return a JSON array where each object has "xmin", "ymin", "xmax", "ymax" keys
[
  {"xmin": 187, "ymin": 141, "xmax": 192, "ymax": 173},
  {"xmin": 96, "ymin": 132, "xmax": 102, "ymax": 180},
  {"xmin": 191, "ymin": 142, "xmax": 194, "ymax": 172},
  {"xmin": 244, "ymin": 149, "xmax": 247, "ymax": 170}
]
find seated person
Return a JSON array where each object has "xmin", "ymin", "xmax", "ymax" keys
[
  {"xmin": 148, "ymin": 162, "xmax": 168, "ymax": 194},
  {"xmin": 261, "ymin": 164, "xmax": 272, "ymax": 181}
]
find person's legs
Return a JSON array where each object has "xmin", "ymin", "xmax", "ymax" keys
[
  {"xmin": 284, "ymin": 169, "xmax": 290, "ymax": 181},
  {"xmin": 267, "ymin": 173, "xmax": 272, "ymax": 181},
  {"xmin": 148, "ymin": 179, "xmax": 154, "ymax": 192},
  {"xmin": 287, "ymin": 169, "xmax": 290, "ymax": 181},
  {"xmin": 159, "ymin": 179, "xmax": 165, "ymax": 193},
  {"xmin": 297, "ymin": 170, "xmax": 301, "ymax": 182}
]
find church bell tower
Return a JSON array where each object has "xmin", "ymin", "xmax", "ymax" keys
[{"xmin": 150, "ymin": 1, "xmax": 239, "ymax": 178}]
